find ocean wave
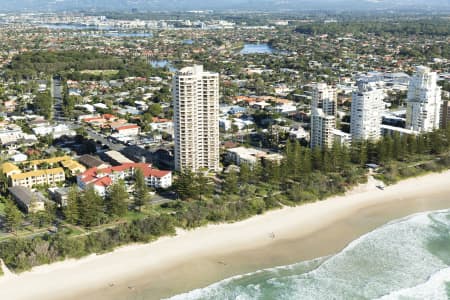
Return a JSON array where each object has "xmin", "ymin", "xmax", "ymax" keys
[
  {"xmin": 165, "ymin": 257, "xmax": 327, "ymax": 300},
  {"xmin": 376, "ymin": 267, "xmax": 450, "ymax": 300},
  {"xmin": 168, "ymin": 209, "xmax": 450, "ymax": 300}
]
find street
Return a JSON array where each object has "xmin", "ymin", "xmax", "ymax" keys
[{"xmin": 51, "ymin": 77, "xmax": 67, "ymax": 122}]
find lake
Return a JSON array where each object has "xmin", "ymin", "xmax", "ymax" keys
[
  {"xmin": 150, "ymin": 60, "xmax": 177, "ymax": 72},
  {"xmin": 240, "ymin": 43, "xmax": 275, "ymax": 54}
]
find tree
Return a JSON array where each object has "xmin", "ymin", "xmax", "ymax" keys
[
  {"xmin": 148, "ymin": 103, "xmax": 162, "ymax": 116},
  {"xmin": 34, "ymin": 91, "xmax": 53, "ymax": 120},
  {"xmin": 0, "ymin": 171, "xmax": 9, "ymax": 193},
  {"xmin": 78, "ymin": 187, "xmax": 104, "ymax": 227},
  {"xmin": 239, "ymin": 163, "xmax": 251, "ymax": 184},
  {"xmin": 64, "ymin": 186, "xmax": 79, "ymax": 224},
  {"xmin": 223, "ymin": 170, "xmax": 239, "ymax": 194},
  {"xmin": 31, "ymin": 204, "xmax": 54, "ymax": 228},
  {"xmin": 4, "ymin": 201, "xmax": 23, "ymax": 233},
  {"xmin": 106, "ymin": 180, "xmax": 129, "ymax": 217},
  {"xmin": 174, "ymin": 170, "xmax": 196, "ymax": 200},
  {"xmin": 134, "ymin": 169, "xmax": 150, "ymax": 211},
  {"xmin": 195, "ymin": 173, "xmax": 213, "ymax": 201}
]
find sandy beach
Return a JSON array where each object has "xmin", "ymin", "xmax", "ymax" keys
[{"xmin": 1, "ymin": 171, "xmax": 450, "ymax": 300}]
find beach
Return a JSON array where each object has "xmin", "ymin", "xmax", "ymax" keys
[{"xmin": 1, "ymin": 171, "xmax": 450, "ymax": 300}]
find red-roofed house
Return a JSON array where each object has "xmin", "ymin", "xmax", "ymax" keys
[
  {"xmin": 102, "ymin": 114, "xmax": 118, "ymax": 121},
  {"xmin": 77, "ymin": 163, "xmax": 172, "ymax": 196},
  {"xmin": 112, "ymin": 124, "xmax": 141, "ymax": 137},
  {"xmin": 150, "ymin": 117, "xmax": 174, "ymax": 132}
]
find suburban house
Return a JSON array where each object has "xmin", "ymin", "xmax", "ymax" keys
[
  {"xmin": 150, "ymin": 117, "xmax": 174, "ymax": 132},
  {"xmin": 32, "ymin": 124, "xmax": 76, "ymax": 139},
  {"xmin": 111, "ymin": 124, "xmax": 141, "ymax": 137}
]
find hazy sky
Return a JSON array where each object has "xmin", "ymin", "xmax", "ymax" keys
[{"xmin": 1, "ymin": 0, "xmax": 449, "ymax": 12}]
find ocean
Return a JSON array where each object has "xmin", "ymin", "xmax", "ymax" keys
[{"xmin": 167, "ymin": 209, "xmax": 450, "ymax": 300}]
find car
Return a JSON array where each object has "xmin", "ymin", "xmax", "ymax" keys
[{"xmin": 376, "ymin": 185, "xmax": 385, "ymax": 190}]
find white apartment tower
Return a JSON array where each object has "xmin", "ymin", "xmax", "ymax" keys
[
  {"xmin": 406, "ymin": 66, "xmax": 442, "ymax": 132},
  {"xmin": 173, "ymin": 65, "xmax": 220, "ymax": 172},
  {"xmin": 311, "ymin": 83, "xmax": 337, "ymax": 148},
  {"xmin": 311, "ymin": 110, "xmax": 336, "ymax": 148},
  {"xmin": 351, "ymin": 81, "xmax": 386, "ymax": 141},
  {"xmin": 312, "ymin": 82, "xmax": 337, "ymax": 117}
]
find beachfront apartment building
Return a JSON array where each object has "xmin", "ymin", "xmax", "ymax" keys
[
  {"xmin": 10, "ymin": 168, "xmax": 66, "ymax": 188},
  {"xmin": 311, "ymin": 82, "xmax": 337, "ymax": 117},
  {"xmin": 310, "ymin": 83, "xmax": 337, "ymax": 148},
  {"xmin": 23, "ymin": 156, "xmax": 86, "ymax": 175},
  {"xmin": 77, "ymin": 163, "xmax": 172, "ymax": 196},
  {"xmin": 1, "ymin": 156, "xmax": 87, "ymax": 188},
  {"xmin": 441, "ymin": 101, "xmax": 450, "ymax": 129},
  {"xmin": 406, "ymin": 66, "xmax": 442, "ymax": 132},
  {"xmin": 173, "ymin": 65, "xmax": 220, "ymax": 172},
  {"xmin": 351, "ymin": 81, "xmax": 386, "ymax": 141},
  {"xmin": 311, "ymin": 109, "xmax": 336, "ymax": 148},
  {"xmin": 226, "ymin": 147, "xmax": 284, "ymax": 166}
]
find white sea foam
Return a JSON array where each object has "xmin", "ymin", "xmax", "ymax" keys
[
  {"xmin": 166, "ymin": 257, "xmax": 326, "ymax": 300},
  {"xmin": 377, "ymin": 267, "xmax": 450, "ymax": 300},
  {"xmin": 168, "ymin": 209, "xmax": 450, "ymax": 300}
]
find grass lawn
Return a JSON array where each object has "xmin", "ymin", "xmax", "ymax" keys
[{"xmin": 124, "ymin": 210, "xmax": 148, "ymax": 222}]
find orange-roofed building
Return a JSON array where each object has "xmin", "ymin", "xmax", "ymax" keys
[{"xmin": 77, "ymin": 163, "xmax": 172, "ymax": 196}]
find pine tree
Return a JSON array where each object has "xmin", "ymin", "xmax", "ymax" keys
[
  {"xmin": 223, "ymin": 170, "xmax": 238, "ymax": 194},
  {"xmin": 79, "ymin": 187, "xmax": 104, "ymax": 227},
  {"xmin": 4, "ymin": 201, "xmax": 22, "ymax": 233},
  {"xmin": 239, "ymin": 163, "xmax": 251, "ymax": 184},
  {"xmin": 312, "ymin": 147, "xmax": 323, "ymax": 171},
  {"xmin": 64, "ymin": 186, "xmax": 79, "ymax": 224},
  {"xmin": 174, "ymin": 170, "xmax": 195, "ymax": 200},
  {"xmin": 293, "ymin": 140, "xmax": 302, "ymax": 179},
  {"xmin": 0, "ymin": 171, "xmax": 8, "ymax": 194},
  {"xmin": 301, "ymin": 147, "xmax": 312, "ymax": 174},
  {"xmin": 106, "ymin": 180, "xmax": 129, "ymax": 217},
  {"xmin": 134, "ymin": 168, "xmax": 150, "ymax": 211},
  {"xmin": 195, "ymin": 173, "xmax": 213, "ymax": 201},
  {"xmin": 392, "ymin": 133, "xmax": 401, "ymax": 160}
]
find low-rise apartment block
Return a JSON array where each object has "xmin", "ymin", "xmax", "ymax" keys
[
  {"xmin": 10, "ymin": 168, "xmax": 65, "ymax": 188},
  {"xmin": 77, "ymin": 163, "xmax": 172, "ymax": 196}
]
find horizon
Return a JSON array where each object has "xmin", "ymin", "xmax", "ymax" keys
[{"xmin": 1, "ymin": 0, "xmax": 450, "ymax": 13}]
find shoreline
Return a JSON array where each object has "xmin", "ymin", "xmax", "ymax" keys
[{"xmin": 1, "ymin": 171, "xmax": 450, "ymax": 300}]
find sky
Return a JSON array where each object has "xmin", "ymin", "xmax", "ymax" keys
[{"xmin": 1, "ymin": 0, "xmax": 449, "ymax": 12}]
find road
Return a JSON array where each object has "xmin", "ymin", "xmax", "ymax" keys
[
  {"xmin": 51, "ymin": 76, "xmax": 127, "ymax": 151},
  {"xmin": 51, "ymin": 77, "xmax": 68, "ymax": 122},
  {"xmin": 85, "ymin": 128, "xmax": 125, "ymax": 152}
]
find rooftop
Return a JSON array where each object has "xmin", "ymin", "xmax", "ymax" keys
[
  {"xmin": 1, "ymin": 162, "xmax": 21, "ymax": 174},
  {"xmin": 8, "ymin": 186, "xmax": 47, "ymax": 206},
  {"xmin": 10, "ymin": 168, "xmax": 65, "ymax": 181}
]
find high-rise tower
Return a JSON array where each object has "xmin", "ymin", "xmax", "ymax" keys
[
  {"xmin": 173, "ymin": 65, "xmax": 220, "ymax": 172},
  {"xmin": 310, "ymin": 83, "xmax": 337, "ymax": 148},
  {"xmin": 406, "ymin": 66, "xmax": 442, "ymax": 132},
  {"xmin": 351, "ymin": 81, "xmax": 385, "ymax": 141}
]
